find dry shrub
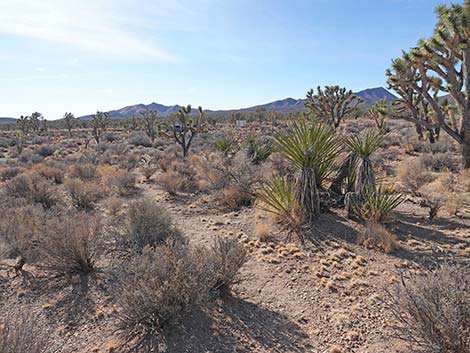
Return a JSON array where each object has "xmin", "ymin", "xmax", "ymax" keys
[
  {"xmin": 69, "ymin": 163, "xmax": 99, "ymax": 181},
  {"xmin": 389, "ymin": 265, "xmax": 470, "ymax": 353},
  {"xmin": 5, "ymin": 173, "xmax": 57, "ymax": 209},
  {"xmin": 156, "ymin": 170, "xmax": 186, "ymax": 196},
  {"xmin": 0, "ymin": 204, "xmax": 44, "ymax": 267},
  {"xmin": 117, "ymin": 243, "xmax": 210, "ymax": 351},
  {"xmin": 110, "ymin": 170, "xmax": 138, "ymax": 196},
  {"xmin": 38, "ymin": 210, "xmax": 101, "ymax": 277},
  {"xmin": 419, "ymin": 152, "xmax": 460, "ymax": 173},
  {"xmin": 0, "ymin": 167, "xmax": 23, "ymax": 182},
  {"xmin": 117, "ymin": 236, "xmax": 246, "ymax": 351},
  {"xmin": 218, "ymin": 185, "xmax": 253, "ymax": 211},
  {"xmin": 358, "ymin": 221, "xmax": 398, "ymax": 254},
  {"xmin": 207, "ymin": 236, "xmax": 247, "ymax": 293},
  {"xmin": 397, "ymin": 159, "xmax": 435, "ymax": 194},
  {"xmin": 126, "ymin": 198, "xmax": 183, "ymax": 252},
  {"xmin": 128, "ymin": 131, "xmax": 152, "ymax": 147},
  {"xmin": 0, "ymin": 309, "xmax": 51, "ymax": 353},
  {"xmin": 140, "ymin": 165, "xmax": 157, "ymax": 180},
  {"xmin": 192, "ymin": 151, "xmax": 262, "ymax": 206},
  {"xmin": 65, "ymin": 178, "xmax": 103, "ymax": 210},
  {"xmin": 105, "ymin": 197, "xmax": 123, "ymax": 217},
  {"xmin": 33, "ymin": 164, "xmax": 65, "ymax": 184}
]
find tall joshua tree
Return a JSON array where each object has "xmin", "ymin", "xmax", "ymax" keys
[
  {"xmin": 387, "ymin": 0, "xmax": 470, "ymax": 167},
  {"xmin": 140, "ymin": 109, "xmax": 158, "ymax": 141},
  {"xmin": 173, "ymin": 105, "xmax": 204, "ymax": 157},
  {"xmin": 63, "ymin": 112, "xmax": 76, "ymax": 138},
  {"xmin": 90, "ymin": 111, "xmax": 109, "ymax": 144},
  {"xmin": 386, "ymin": 57, "xmax": 441, "ymax": 143},
  {"xmin": 305, "ymin": 86, "xmax": 363, "ymax": 128}
]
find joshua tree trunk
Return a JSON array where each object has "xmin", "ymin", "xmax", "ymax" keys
[
  {"xmin": 354, "ymin": 157, "xmax": 376, "ymax": 194},
  {"xmin": 463, "ymin": 133, "xmax": 470, "ymax": 169},
  {"xmin": 330, "ymin": 153, "xmax": 356, "ymax": 194},
  {"xmin": 296, "ymin": 167, "xmax": 320, "ymax": 224}
]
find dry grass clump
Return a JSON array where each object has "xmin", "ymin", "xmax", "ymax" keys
[
  {"xmin": 389, "ymin": 265, "xmax": 470, "ymax": 353},
  {"xmin": 357, "ymin": 221, "xmax": 399, "ymax": 254},
  {"xmin": 156, "ymin": 170, "xmax": 186, "ymax": 196},
  {"xmin": 65, "ymin": 178, "xmax": 104, "ymax": 210},
  {"xmin": 125, "ymin": 198, "xmax": 183, "ymax": 252},
  {"xmin": 218, "ymin": 185, "xmax": 254, "ymax": 211},
  {"xmin": 0, "ymin": 309, "xmax": 51, "ymax": 353},
  {"xmin": 37, "ymin": 210, "xmax": 101, "ymax": 277}
]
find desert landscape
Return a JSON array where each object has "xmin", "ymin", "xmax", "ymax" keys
[{"xmin": 1, "ymin": 1, "xmax": 470, "ymax": 353}]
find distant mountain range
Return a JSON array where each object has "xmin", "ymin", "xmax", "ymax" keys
[
  {"xmin": 0, "ymin": 117, "xmax": 16, "ymax": 124},
  {"xmin": 0, "ymin": 87, "xmax": 397, "ymax": 123},
  {"xmin": 78, "ymin": 87, "xmax": 396, "ymax": 120}
]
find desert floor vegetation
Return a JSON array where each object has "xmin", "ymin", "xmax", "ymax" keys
[{"xmin": 0, "ymin": 108, "xmax": 468, "ymax": 353}]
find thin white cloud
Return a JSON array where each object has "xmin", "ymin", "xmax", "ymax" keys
[{"xmin": 0, "ymin": 0, "xmax": 179, "ymax": 61}]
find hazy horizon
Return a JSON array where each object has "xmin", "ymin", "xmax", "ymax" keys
[{"xmin": 0, "ymin": 0, "xmax": 455, "ymax": 119}]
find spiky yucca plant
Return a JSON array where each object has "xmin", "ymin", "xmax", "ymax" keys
[
  {"xmin": 343, "ymin": 129, "xmax": 384, "ymax": 194},
  {"xmin": 276, "ymin": 119, "xmax": 341, "ymax": 187},
  {"xmin": 258, "ymin": 177, "xmax": 303, "ymax": 238},
  {"xmin": 275, "ymin": 119, "xmax": 341, "ymax": 224},
  {"xmin": 355, "ymin": 185, "xmax": 403, "ymax": 222},
  {"xmin": 214, "ymin": 137, "xmax": 238, "ymax": 157}
]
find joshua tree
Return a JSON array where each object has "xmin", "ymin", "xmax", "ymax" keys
[
  {"xmin": 172, "ymin": 105, "xmax": 204, "ymax": 157},
  {"xmin": 386, "ymin": 57, "xmax": 441, "ymax": 143},
  {"xmin": 387, "ymin": 0, "xmax": 470, "ymax": 167},
  {"xmin": 63, "ymin": 112, "xmax": 76, "ymax": 137},
  {"xmin": 368, "ymin": 99, "xmax": 388, "ymax": 132},
  {"xmin": 29, "ymin": 112, "xmax": 42, "ymax": 133},
  {"xmin": 90, "ymin": 111, "xmax": 109, "ymax": 144},
  {"xmin": 141, "ymin": 109, "xmax": 158, "ymax": 141},
  {"xmin": 16, "ymin": 115, "xmax": 30, "ymax": 135},
  {"xmin": 305, "ymin": 86, "xmax": 363, "ymax": 128}
]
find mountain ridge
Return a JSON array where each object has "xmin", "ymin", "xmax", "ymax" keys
[
  {"xmin": 0, "ymin": 87, "xmax": 397, "ymax": 123},
  {"xmin": 79, "ymin": 87, "xmax": 396, "ymax": 120}
]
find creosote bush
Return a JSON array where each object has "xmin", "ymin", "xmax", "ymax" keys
[
  {"xmin": 207, "ymin": 236, "xmax": 247, "ymax": 293},
  {"xmin": 65, "ymin": 178, "xmax": 103, "ymax": 210},
  {"xmin": 126, "ymin": 198, "xmax": 183, "ymax": 252},
  {"xmin": 117, "ymin": 235, "xmax": 246, "ymax": 351},
  {"xmin": 110, "ymin": 170, "xmax": 138, "ymax": 196},
  {"xmin": 5, "ymin": 173, "xmax": 57, "ymax": 209},
  {"xmin": 38, "ymin": 210, "xmax": 101, "ymax": 277},
  {"xmin": 389, "ymin": 265, "xmax": 470, "ymax": 353}
]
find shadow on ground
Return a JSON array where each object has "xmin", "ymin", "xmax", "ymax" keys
[{"xmin": 165, "ymin": 296, "xmax": 312, "ymax": 353}]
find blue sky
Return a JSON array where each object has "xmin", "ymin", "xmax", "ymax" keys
[{"xmin": 0, "ymin": 0, "xmax": 455, "ymax": 119}]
